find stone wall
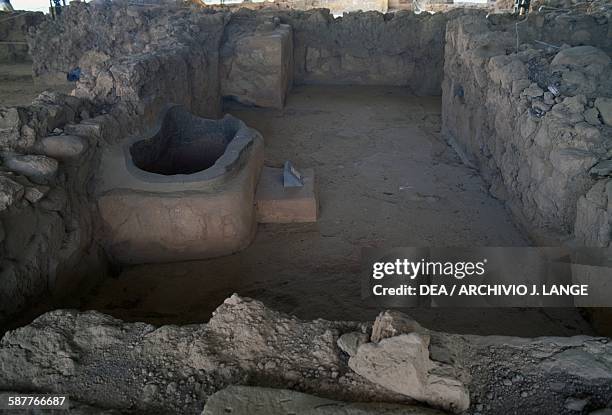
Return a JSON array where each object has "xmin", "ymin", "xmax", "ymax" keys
[
  {"xmin": 0, "ymin": 92, "xmax": 118, "ymax": 322},
  {"xmin": 28, "ymin": 4, "xmax": 228, "ymax": 119},
  {"xmin": 0, "ymin": 296, "xmax": 611, "ymax": 414},
  {"xmin": 442, "ymin": 11, "xmax": 612, "ymax": 244},
  {"xmin": 29, "ymin": 6, "xmax": 450, "ymax": 100},
  {"xmin": 272, "ymin": 8, "xmax": 448, "ymax": 95},
  {"xmin": 0, "ymin": 11, "xmax": 43, "ymax": 63}
]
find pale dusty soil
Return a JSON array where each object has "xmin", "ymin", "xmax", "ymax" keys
[
  {"xmin": 73, "ymin": 85, "xmax": 594, "ymax": 336},
  {"xmin": 0, "ymin": 63, "xmax": 72, "ymax": 106}
]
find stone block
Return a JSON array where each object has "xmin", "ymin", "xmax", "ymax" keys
[
  {"xmin": 221, "ymin": 24, "xmax": 293, "ymax": 109},
  {"xmin": 256, "ymin": 166, "xmax": 318, "ymax": 223}
]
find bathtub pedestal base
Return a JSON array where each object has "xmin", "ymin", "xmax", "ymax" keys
[{"xmin": 256, "ymin": 166, "xmax": 318, "ymax": 223}]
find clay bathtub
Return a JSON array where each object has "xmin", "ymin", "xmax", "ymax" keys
[{"xmin": 95, "ymin": 105, "xmax": 264, "ymax": 264}]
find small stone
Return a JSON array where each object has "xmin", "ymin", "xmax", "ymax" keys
[
  {"xmin": 0, "ymin": 175, "xmax": 24, "ymax": 211},
  {"xmin": 595, "ymin": 97, "xmax": 612, "ymax": 126},
  {"xmin": 37, "ymin": 135, "xmax": 88, "ymax": 160},
  {"xmin": 584, "ymin": 108, "xmax": 602, "ymax": 126},
  {"xmin": 521, "ymin": 83, "xmax": 544, "ymax": 98},
  {"xmin": 544, "ymin": 92, "xmax": 555, "ymax": 105},
  {"xmin": 371, "ymin": 310, "xmax": 425, "ymax": 343},
  {"xmin": 589, "ymin": 160, "xmax": 612, "ymax": 177},
  {"xmin": 565, "ymin": 398, "xmax": 588, "ymax": 412},
  {"xmin": 532, "ymin": 100, "xmax": 551, "ymax": 113},
  {"xmin": 165, "ymin": 381, "xmax": 178, "ymax": 395},
  {"xmin": 142, "ymin": 383, "xmax": 158, "ymax": 402},
  {"xmin": 3, "ymin": 154, "xmax": 59, "ymax": 183},
  {"xmin": 24, "ymin": 186, "xmax": 49, "ymax": 203},
  {"xmin": 337, "ymin": 332, "xmax": 369, "ymax": 357}
]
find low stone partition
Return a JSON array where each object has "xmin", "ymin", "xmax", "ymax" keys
[
  {"xmin": 442, "ymin": 11, "xmax": 612, "ymax": 244},
  {"xmin": 0, "ymin": 11, "xmax": 43, "ymax": 63},
  {"xmin": 0, "ymin": 295, "xmax": 610, "ymax": 414}
]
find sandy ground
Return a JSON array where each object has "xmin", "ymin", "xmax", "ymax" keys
[
  {"xmin": 69, "ymin": 85, "xmax": 595, "ymax": 337},
  {"xmin": 0, "ymin": 63, "xmax": 72, "ymax": 106}
]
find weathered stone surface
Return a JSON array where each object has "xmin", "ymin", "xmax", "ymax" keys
[
  {"xmin": 2, "ymin": 154, "xmax": 58, "ymax": 182},
  {"xmin": 371, "ymin": 310, "xmax": 425, "ymax": 342},
  {"xmin": 37, "ymin": 135, "xmax": 88, "ymax": 160},
  {"xmin": 595, "ymin": 97, "xmax": 612, "ymax": 126},
  {"xmin": 23, "ymin": 185, "xmax": 49, "ymax": 204},
  {"xmin": 590, "ymin": 160, "xmax": 612, "ymax": 178},
  {"xmin": 349, "ymin": 333, "xmax": 469, "ymax": 413},
  {"xmin": 221, "ymin": 22, "xmax": 293, "ymax": 109},
  {"xmin": 551, "ymin": 46, "xmax": 611, "ymax": 68},
  {"xmin": 0, "ymin": 174, "xmax": 24, "ymax": 211},
  {"xmin": 0, "ymin": 295, "xmax": 611, "ymax": 414},
  {"xmin": 337, "ymin": 332, "xmax": 369, "ymax": 357},
  {"xmin": 584, "ymin": 107, "xmax": 602, "ymax": 125},
  {"xmin": 280, "ymin": 9, "xmax": 447, "ymax": 96},
  {"xmin": 202, "ymin": 386, "xmax": 444, "ymax": 415}
]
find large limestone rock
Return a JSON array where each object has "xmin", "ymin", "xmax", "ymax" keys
[
  {"xmin": 551, "ymin": 46, "xmax": 611, "ymax": 68},
  {"xmin": 202, "ymin": 386, "xmax": 445, "ymax": 415},
  {"xmin": 2, "ymin": 153, "xmax": 58, "ymax": 183},
  {"xmin": 349, "ymin": 333, "xmax": 469, "ymax": 414},
  {"xmin": 36, "ymin": 135, "xmax": 88, "ymax": 160}
]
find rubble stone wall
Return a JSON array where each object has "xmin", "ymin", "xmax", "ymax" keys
[
  {"xmin": 28, "ymin": 4, "xmax": 228, "ymax": 119},
  {"xmin": 29, "ymin": 6, "xmax": 450, "ymax": 99},
  {"xmin": 277, "ymin": 9, "xmax": 448, "ymax": 95},
  {"xmin": 442, "ymin": 11, "xmax": 612, "ymax": 244},
  {"xmin": 0, "ymin": 92, "xmax": 129, "ymax": 322},
  {"xmin": 0, "ymin": 296, "xmax": 610, "ymax": 414},
  {"xmin": 0, "ymin": 11, "xmax": 43, "ymax": 63}
]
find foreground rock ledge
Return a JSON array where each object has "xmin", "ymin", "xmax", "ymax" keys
[{"xmin": 0, "ymin": 295, "xmax": 610, "ymax": 414}]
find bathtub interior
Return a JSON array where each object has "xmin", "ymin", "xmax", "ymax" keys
[{"xmin": 130, "ymin": 106, "xmax": 242, "ymax": 176}]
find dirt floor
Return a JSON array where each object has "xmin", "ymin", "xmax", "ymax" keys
[
  {"xmin": 0, "ymin": 63, "xmax": 72, "ymax": 106},
  {"xmin": 69, "ymin": 85, "xmax": 595, "ymax": 337}
]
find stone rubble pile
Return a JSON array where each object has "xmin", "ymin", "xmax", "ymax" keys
[{"xmin": 0, "ymin": 295, "xmax": 610, "ymax": 414}]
